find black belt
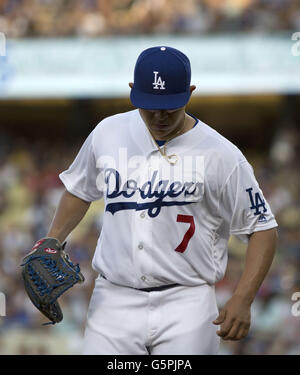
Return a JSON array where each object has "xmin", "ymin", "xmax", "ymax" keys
[
  {"xmin": 138, "ymin": 284, "xmax": 180, "ymax": 292},
  {"xmin": 101, "ymin": 275, "xmax": 180, "ymax": 292}
]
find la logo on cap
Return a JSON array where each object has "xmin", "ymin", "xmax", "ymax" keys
[{"xmin": 152, "ymin": 71, "xmax": 165, "ymax": 90}]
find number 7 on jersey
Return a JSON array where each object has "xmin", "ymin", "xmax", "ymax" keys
[{"xmin": 175, "ymin": 215, "xmax": 195, "ymax": 253}]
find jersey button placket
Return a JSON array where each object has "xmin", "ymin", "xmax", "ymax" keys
[{"xmin": 132, "ymin": 159, "xmax": 153, "ymax": 286}]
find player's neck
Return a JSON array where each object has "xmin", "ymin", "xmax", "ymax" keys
[{"xmin": 153, "ymin": 113, "xmax": 195, "ymax": 142}]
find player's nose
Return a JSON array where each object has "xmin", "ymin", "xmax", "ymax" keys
[{"xmin": 153, "ymin": 110, "xmax": 168, "ymax": 121}]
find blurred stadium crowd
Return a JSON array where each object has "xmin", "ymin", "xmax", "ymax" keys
[
  {"xmin": 0, "ymin": 0, "xmax": 300, "ymax": 38},
  {"xmin": 0, "ymin": 117, "xmax": 299, "ymax": 354},
  {"xmin": 0, "ymin": 134, "xmax": 103, "ymax": 354}
]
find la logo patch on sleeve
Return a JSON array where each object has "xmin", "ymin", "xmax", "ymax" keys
[{"xmin": 246, "ymin": 187, "xmax": 267, "ymax": 217}]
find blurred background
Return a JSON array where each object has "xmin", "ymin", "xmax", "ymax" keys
[{"xmin": 0, "ymin": 0, "xmax": 300, "ymax": 355}]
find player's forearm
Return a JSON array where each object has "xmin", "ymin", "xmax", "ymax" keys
[
  {"xmin": 233, "ymin": 227, "xmax": 278, "ymax": 304},
  {"xmin": 47, "ymin": 189, "xmax": 91, "ymax": 243}
]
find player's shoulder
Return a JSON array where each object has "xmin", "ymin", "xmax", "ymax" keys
[{"xmin": 197, "ymin": 120, "xmax": 247, "ymax": 165}]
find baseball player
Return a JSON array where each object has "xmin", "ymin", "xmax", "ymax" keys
[{"xmin": 45, "ymin": 46, "xmax": 278, "ymax": 354}]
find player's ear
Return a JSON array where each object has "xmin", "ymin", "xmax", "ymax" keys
[
  {"xmin": 190, "ymin": 85, "xmax": 196, "ymax": 93},
  {"xmin": 129, "ymin": 82, "xmax": 134, "ymax": 89}
]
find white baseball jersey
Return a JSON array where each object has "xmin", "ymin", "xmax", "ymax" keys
[{"xmin": 59, "ymin": 109, "xmax": 278, "ymax": 289}]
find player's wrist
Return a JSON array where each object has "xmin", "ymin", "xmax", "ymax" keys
[
  {"xmin": 46, "ymin": 231, "xmax": 66, "ymax": 244},
  {"xmin": 231, "ymin": 291, "xmax": 254, "ymax": 305}
]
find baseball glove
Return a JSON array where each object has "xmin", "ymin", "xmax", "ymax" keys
[{"xmin": 21, "ymin": 237, "xmax": 85, "ymax": 325}]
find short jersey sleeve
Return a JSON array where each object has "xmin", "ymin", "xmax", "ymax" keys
[
  {"xmin": 59, "ymin": 130, "xmax": 103, "ymax": 202},
  {"xmin": 218, "ymin": 160, "xmax": 278, "ymax": 243}
]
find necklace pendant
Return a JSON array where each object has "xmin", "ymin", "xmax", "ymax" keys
[{"xmin": 167, "ymin": 154, "xmax": 178, "ymax": 165}]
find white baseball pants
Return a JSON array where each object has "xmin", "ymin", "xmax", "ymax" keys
[{"xmin": 82, "ymin": 276, "xmax": 220, "ymax": 355}]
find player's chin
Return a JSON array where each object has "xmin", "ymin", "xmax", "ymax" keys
[
  {"xmin": 151, "ymin": 124, "xmax": 169, "ymax": 130},
  {"xmin": 151, "ymin": 124, "xmax": 174, "ymax": 136}
]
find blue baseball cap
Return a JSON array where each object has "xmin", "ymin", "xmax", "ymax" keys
[{"xmin": 130, "ymin": 46, "xmax": 192, "ymax": 110}]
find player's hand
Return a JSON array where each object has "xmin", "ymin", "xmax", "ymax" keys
[{"xmin": 212, "ymin": 295, "xmax": 251, "ymax": 341}]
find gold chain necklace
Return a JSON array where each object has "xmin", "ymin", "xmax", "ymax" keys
[
  {"xmin": 145, "ymin": 117, "xmax": 188, "ymax": 165},
  {"xmin": 151, "ymin": 135, "xmax": 179, "ymax": 165}
]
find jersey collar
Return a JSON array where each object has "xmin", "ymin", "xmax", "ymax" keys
[{"xmin": 130, "ymin": 109, "xmax": 203, "ymax": 158}]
